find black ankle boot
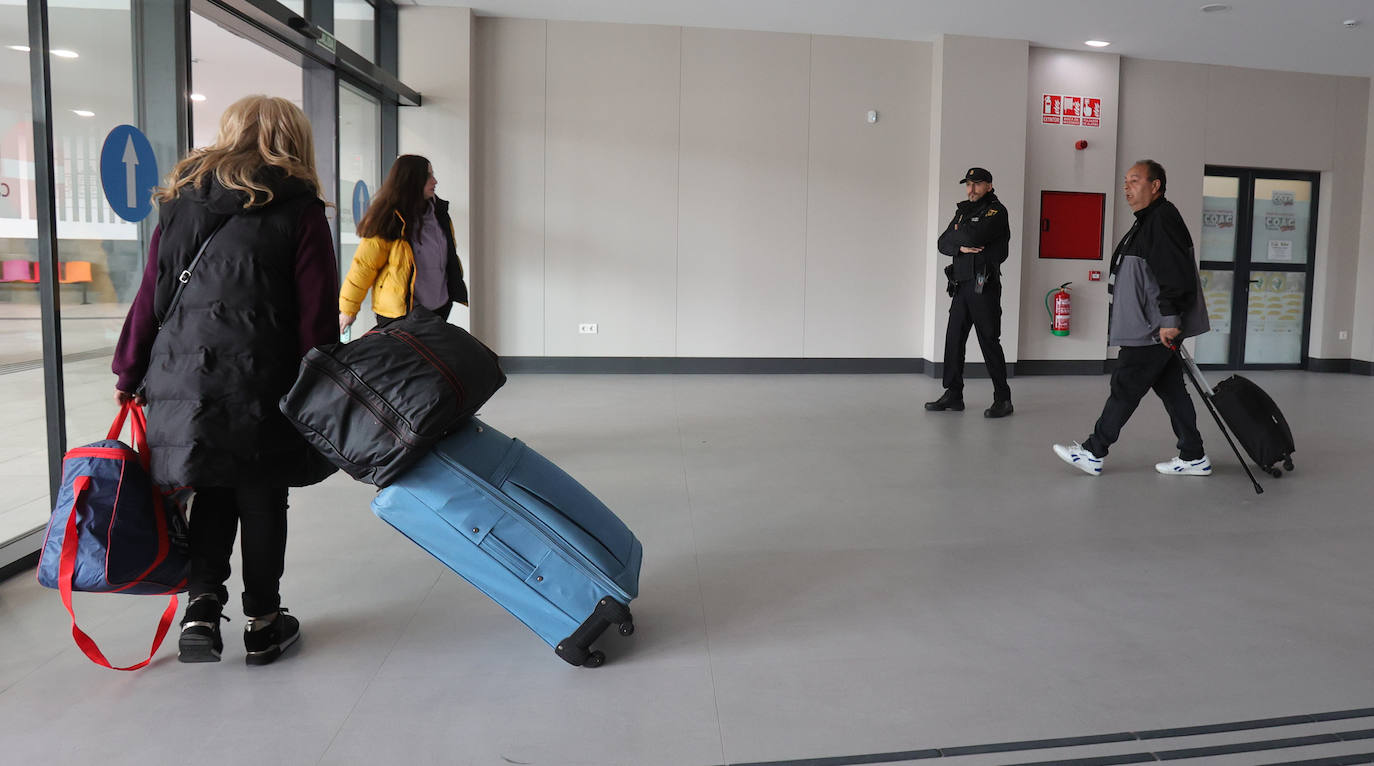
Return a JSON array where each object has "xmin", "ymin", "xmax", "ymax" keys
[
  {"xmin": 178, "ymin": 594, "xmax": 226, "ymax": 663},
  {"xmin": 924, "ymin": 390, "xmax": 965, "ymax": 411}
]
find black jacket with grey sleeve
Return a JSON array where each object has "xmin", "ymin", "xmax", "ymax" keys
[
  {"xmin": 1107, "ymin": 196, "xmax": 1210, "ymax": 347},
  {"xmin": 936, "ymin": 191, "xmax": 1010, "ymax": 282}
]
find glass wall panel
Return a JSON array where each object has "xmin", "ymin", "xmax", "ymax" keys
[
  {"xmin": 338, "ymin": 81, "xmax": 380, "ymax": 334},
  {"xmin": 1194, "ymin": 269, "xmax": 1232, "ymax": 365},
  {"xmin": 1250, "ymin": 178, "xmax": 1311, "ymax": 266},
  {"xmin": 1244, "ymin": 271, "xmax": 1306, "ymax": 365},
  {"xmin": 191, "ymin": 12, "xmax": 303, "ymax": 148},
  {"xmin": 0, "ymin": 3, "xmax": 47, "ymax": 549},
  {"xmin": 335, "ymin": 0, "xmax": 376, "ymax": 63},
  {"xmin": 1200, "ymin": 175, "xmax": 1238, "ymax": 263}
]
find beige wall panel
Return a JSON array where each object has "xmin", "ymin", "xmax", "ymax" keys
[
  {"xmin": 544, "ymin": 22, "xmax": 680, "ymax": 356},
  {"xmin": 1019, "ymin": 48, "xmax": 1120, "ymax": 362},
  {"xmin": 1354, "ymin": 83, "xmax": 1374, "ymax": 363},
  {"xmin": 399, "ymin": 6, "xmax": 472, "ymax": 329},
  {"xmin": 473, "ymin": 18, "xmax": 547, "ymax": 354},
  {"xmin": 678, "ymin": 28, "xmax": 811, "ymax": 357},
  {"xmin": 804, "ymin": 36, "xmax": 929, "ymax": 358},
  {"xmin": 1115, "ymin": 58, "xmax": 1207, "ymax": 275},
  {"xmin": 1311, "ymin": 77, "xmax": 1368, "ymax": 360},
  {"xmin": 1204, "ymin": 66, "xmax": 1339, "ymax": 172},
  {"xmin": 924, "ymin": 35, "xmax": 1029, "ymax": 365}
]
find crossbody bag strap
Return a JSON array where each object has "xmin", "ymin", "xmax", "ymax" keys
[{"xmin": 158, "ymin": 217, "xmax": 230, "ymax": 330}]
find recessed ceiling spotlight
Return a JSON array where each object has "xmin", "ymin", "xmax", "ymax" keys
[
  {"xmin": 1200, "ymin": 4, "xmax": 1231, "ymax": 12},
  {"xmin": 189, "ymin": 93, "xmax": 207, "ymax": 102},
  {"xmin": 1085, "ymin": 40, "xmax": 1111, "ymax": 47},
  {"xmin": 7, "ymin": 44, "xmax": 30, "ymax": 52},
  {"xmin": 51, "ymin": 48, "xmax": 79, "ymax": 58},
  {"xmin": 1343, "ymin": 19, "xmax": 1360, "ymax": 28},
  {"xmin": 71, "ymin": 109, "xmax": 94, "ymax": 117}
]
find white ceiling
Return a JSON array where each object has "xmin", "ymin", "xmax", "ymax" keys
[{"xmin": 407, "ymin": 0, "xmax": 1374, "ymax": 78}]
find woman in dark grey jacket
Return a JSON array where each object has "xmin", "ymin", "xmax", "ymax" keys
[{"xmin": 113, "ymin": 95, "xmax": 338, "ymax": 665}]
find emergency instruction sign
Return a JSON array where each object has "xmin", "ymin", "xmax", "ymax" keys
[{"xmin": 1043, "ymin": 94, "xmax": 1102, "ymax": 127}]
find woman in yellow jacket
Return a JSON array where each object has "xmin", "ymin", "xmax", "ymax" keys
[{"xmin": 338, "ymin": 154, "xmax": 468, "ymax": 334}]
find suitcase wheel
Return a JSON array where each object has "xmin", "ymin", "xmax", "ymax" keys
[
  {"xmin": 583, "ymin": 650, "xmax": 606, "ymax": 668},
  {"xmin": 1267, "ymin": 466, "xmax": 1282, "ymax": 478},
  {"xmin": 1283, "ymin": 458, "xmax": 1294, "ymax": 472},
  {"xmin": 618, "ymin": 621, "xmax": 635, "ymax": 637}
]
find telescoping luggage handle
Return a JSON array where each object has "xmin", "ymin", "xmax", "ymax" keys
[
  {"xmin": 1173, "ymin": 344, "xmax": 1264, "ymax": 495},
  {"xmin": 57, "ymin": 402, "xmax": 180, "ymax": 670}
]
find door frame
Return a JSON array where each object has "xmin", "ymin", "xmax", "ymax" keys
[{"xmin": 1201, "ymin": 165, "xmax": 1319, "ymax": 371}]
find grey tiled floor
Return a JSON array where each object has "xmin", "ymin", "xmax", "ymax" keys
[{"xmin": 1, "ymin": 370, "xmax": 1372, "ymax": 765}]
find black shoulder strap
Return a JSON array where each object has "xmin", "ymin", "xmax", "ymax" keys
[{"xmin": 157, "ymin": 217, "xmax": 229, "ymax": 330}]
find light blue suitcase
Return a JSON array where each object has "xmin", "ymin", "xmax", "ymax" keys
[{"xmin": 372, "ymin": 419, "xmax": 641, "ymax": 666}]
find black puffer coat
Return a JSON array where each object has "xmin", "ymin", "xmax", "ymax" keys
[{"xmin": 144, "ymin": 170, "xmax": 337, "ymax": 488}]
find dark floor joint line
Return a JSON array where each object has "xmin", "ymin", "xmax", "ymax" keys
[{"xmin": 717, "ymin": 706, "xmax": 1374, "ymax": 766}]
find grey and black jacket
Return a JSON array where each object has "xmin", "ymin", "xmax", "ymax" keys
[
  {"xmin": 1107, "ymin": 196, "xmax": 1210, "ymax": 347},
  {"xmin": 936, "ymin": 191, "xmax": 1010, "ymax": 283}
]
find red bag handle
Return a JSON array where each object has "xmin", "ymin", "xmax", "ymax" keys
[
  {"xmin": 107, "ymin": 401, "xmax": 152, "ymax": 472},
  {"xmin": 58, "ymin": 478, "xmax": 178, "ymax": 671}
]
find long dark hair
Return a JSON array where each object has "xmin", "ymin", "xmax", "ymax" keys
[{"xmin": 356, "ymin": 154, "xmax": 430, "ymax": 239}]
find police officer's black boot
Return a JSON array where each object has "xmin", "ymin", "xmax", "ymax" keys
[
  {"xmin": 924, "ymin": 390, "xmax": 965, "ymax": 412},
  {"xmin": 984, "ymin": 400, "xmax": 1014, "ymax": 418}
]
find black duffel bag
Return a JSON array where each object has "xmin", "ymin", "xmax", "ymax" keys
[{"xmin": 280, "ymin": 307, "xmax": 506, "ymax": 487}]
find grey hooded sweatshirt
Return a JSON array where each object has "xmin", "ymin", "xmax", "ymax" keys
[{"xmin": 1107, "ymin": 196, "xmax": 1210, "ymax": 347}]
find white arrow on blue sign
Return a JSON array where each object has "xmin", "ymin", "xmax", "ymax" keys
[
  {"xmin": 99, "ymin": 125, "xmax": 158, "ymax": 222},
  {"xmin": 351, "ymin": 179, "xmax": 371, "ymax": 226}
]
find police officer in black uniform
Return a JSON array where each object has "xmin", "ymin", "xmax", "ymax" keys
[{"xmin": 926, "ymin": 167, "xmax": 1014, "ymax": 418}]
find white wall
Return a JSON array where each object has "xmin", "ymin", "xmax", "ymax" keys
[
  {"xmin": 474, "ymin": 18, "xmax": 930, "ymax": 358},
  {"xmin": 922, "ymin": 35, "xmax": 1029, "ymax": 366},
  {"xmin": 1019, "ymin": 48, "xmax": 1120, "ymax": 363},
  {"xmin": 458, "ymin": 13, "xmax": 1373, "ymax": 367},
  {"xmin": 398, "ymin": 5, "xmax": 473, "ymax": 329}
]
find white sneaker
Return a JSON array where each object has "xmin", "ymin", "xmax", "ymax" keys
[
  {"xmin": 1053, "ymin": 442, "xmax": 1103, "ymax": 476},
  {"xmin": 1155, "ymin": 455, "xmax": 1212, "ymax": 476}
]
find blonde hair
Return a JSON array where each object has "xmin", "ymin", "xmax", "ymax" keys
[{"xmin": 156, "ymin": 95, "xmax": 323, "ymax": 208}]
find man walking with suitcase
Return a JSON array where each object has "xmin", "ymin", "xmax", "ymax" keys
[{"xmin": 1053, "ymin": 160, "xmax": 1212, "ymax": 476}]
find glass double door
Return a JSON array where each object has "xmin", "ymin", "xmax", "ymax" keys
[{"xmin": 1195, "ymin": 167, "xmax": 1318, "ymax": 368}]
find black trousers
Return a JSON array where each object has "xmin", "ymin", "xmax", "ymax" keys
[
  {"xmin": 1083, "ymin": 343, "xmax": 1205, "ymax": 460},
  {"xmin": 188, "ymin": 486, "xmax": 289, "ymax": 617},
  {"xmin": 942, "ymin": 280, "xmax": 1011, "ymax": 402}
]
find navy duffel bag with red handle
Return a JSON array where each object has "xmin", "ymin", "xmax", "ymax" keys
[{"xmin": 37, "ymin": 401, "xmax": 189, "ymax": 670}]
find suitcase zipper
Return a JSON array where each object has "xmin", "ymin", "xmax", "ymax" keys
[
  {"xmin": 379, "ymin": 329, "xmax": 468, "ymax": 403},
  {"xmin": 432, "ymin": 449, "xmax": 630, "ymax": 600},
  {"xmin": 304, "ymin": 356, "xmax": 423, "ymax": 449}
]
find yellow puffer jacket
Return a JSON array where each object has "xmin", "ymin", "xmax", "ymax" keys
[{"xmin": 338, "ymin": 231, "xmax": 417, "ymax": 319}]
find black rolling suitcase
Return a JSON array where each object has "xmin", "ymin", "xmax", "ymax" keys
[{"xmin": 1178, "ymin": 346, "xmax": 1296, "ymax": 494}]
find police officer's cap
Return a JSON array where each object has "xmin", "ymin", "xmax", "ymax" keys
[{"xmin": 959, "ymin": 167, "xmax": 993, "ymax": 184}]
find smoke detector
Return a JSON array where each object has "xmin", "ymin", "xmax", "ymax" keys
[
  {"xmin": 1342, "ymin": 19, "xmax": 1360, "ymax": 28},
  {"xmin": 1200, "ymin": 4, "xmax": 1231, "ymax": 12}
]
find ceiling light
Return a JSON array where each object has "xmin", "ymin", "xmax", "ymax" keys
[
  {"xmin": 1343, "ymin": 19, "xmax": 1360, "ymax": 28},
  {"xmin": 1200, "ymin": 4, "xmax": 1231, "ymax": 12},
  {"xmin": 189, "ymin": 93, "xmax": 207, "ymax": 102},
  {"xmin": 7, "ymin": 44, "xmax": 30, "ymax": 52},
  {"xmin": 51, "ymin": 48, "xmax": 79, "ymax": 58},
  {"xmin": 71, "ymin": 109, "xmax": 94, "ymax": 117},
  {"xmin": 1085, "ymin": 40, "xmax": 1111, "ymax": 47}
]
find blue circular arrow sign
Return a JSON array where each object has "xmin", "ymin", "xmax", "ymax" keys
[
  {"xmin": 351, "ymin": 179, "xmax": 371, "ymax": 226},
  {"xmin": 99, "ymin": 125, "xmax": 158, "ymax": 222}
]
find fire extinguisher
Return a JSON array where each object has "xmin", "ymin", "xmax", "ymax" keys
[{"xmin": 1045, "ymin": 282, "xmax": 1071, "ymax": 336}]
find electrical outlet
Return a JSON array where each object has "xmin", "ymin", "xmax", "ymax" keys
[
  {"xmin": 578, "ymin": 323, "xmax": 598, "ymax": 334},
  {"xmin": 1338, "ymin": 330, "xmax": 1349, "ymax": 341}
]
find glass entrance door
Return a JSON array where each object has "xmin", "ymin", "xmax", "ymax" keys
[{"xmin": 1196, "ymin": 167, "xmax": 1318, "ymax": 369}]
